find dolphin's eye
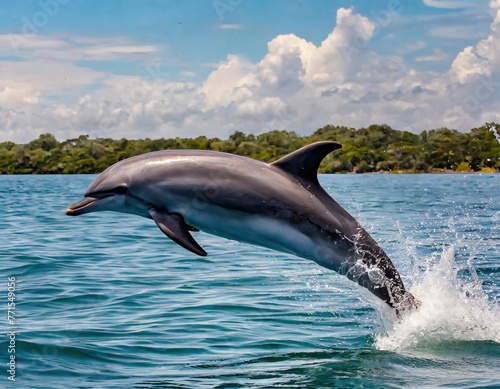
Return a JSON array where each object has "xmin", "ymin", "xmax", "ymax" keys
[{"xmin": 115, "ymin": 186, "xmax": 128, "ymax": 195}]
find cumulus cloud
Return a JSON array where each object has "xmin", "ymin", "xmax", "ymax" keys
[
  {"xmin": 0, "ymin": 58, "xmax": 104, "ymax": 110},
  {"xmin": 443, "ymin": 4, "xmax": 500, "ymax": 127},
  {"xmin": 449, "ymin": 6, "xmax": 500, "ymax": 82},
  {"xmin": 1, "ymin": 6, "xmax": 500, "ymax": 143},
  {"xmin": 201, "ymin": 55, "xmax": 260, "ymax": 107}
]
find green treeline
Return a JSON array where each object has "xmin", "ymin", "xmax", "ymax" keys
[{"xmin": 1, "ymin": 123, "xmax": 499, "ymax": 174}]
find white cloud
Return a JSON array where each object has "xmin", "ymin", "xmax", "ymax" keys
[
  {"xmin": 217, "ymin": 24, "xmax": 243, "ymax": 30},
  {"xmin": 201, "ymin": 54, "xmax": 260, "ymax": 107},
  {"xmin": 490, "ymin": 0, "xmax": 500, "ymax": 8},
  {"xmin": 394, "ymin": 40, "xmax": 426, "ymax": 54},
  {"xmin": 1, "ymin": 7, "xmax": 500, "ymax": 144},
  {"xmin": 449, "ymin": 7, "xmax": 500, "ymax": 82},
  {"xmin": 0, "ymin": 34, "xmax": 67, "ymax": 53},
  {"xmin": 180, "ymin": 71, "xmax": 196, "ymax": 77},
  {"xmin": 79, "ymin": 44, "xmax": 159, "ymax": 60},
  {"xmin": 0, "ymin": 59, "xmax": 104, "ymax": 107},
  {"xmin": 423, "ymin": 0, "xmax": 478, "ymax": 9},
  {"xmin": 449, "ymin": 46, "xmax": 490, "ymax": 82},
  {"xmin": 0, "ymin": 34, "xmax": 161, "ymax": 61},
  {"xmin": 430, "ymin": 25, "xmax": 488, "ymax": 39},
  {"xmin": 415, "ymin": 48, "xmax": 449, "ymax": 62}
]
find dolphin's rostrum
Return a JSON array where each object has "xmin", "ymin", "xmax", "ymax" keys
[{"xmin": 67, "ymin": 141, "xmax": 419, "ymax": 316}]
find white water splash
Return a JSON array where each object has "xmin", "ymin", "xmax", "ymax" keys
[
  {"xmin": 490, "ymin": 125, "xmax": 500, "ymax": 144},
  {"xmin": 375, "ymin": 246, "xmax": 500, "ymax": 351}
]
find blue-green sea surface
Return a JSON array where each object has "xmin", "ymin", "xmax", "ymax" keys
[{"xmin": 1, "ymin": 174, "xmax": 499, "ymax": 389}]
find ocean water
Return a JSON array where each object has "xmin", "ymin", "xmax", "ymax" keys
[{"xmin": 1, "ymin": 174, "xmax": 499, "ymax": 389}]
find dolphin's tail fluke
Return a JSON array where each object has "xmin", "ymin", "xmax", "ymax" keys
[
  {"xmin": 344, "ymin": 226, "xmax": 421, "ymax": 317},
  {"xmin": 394, "ymin": 291, "xmax": 421, "ymax": 317},
  {"xmin": 354, "ymin": 269, "xmax": 420, "ymax": 317}
]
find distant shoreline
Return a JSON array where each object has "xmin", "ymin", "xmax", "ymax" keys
[
  {"xmin": 355, "ymin": 169, "xmax": 498, "ymax": 175},
  {"xmin": 1, "ymin": 170, "xmax": 498, "ymax": 176},
  {"xmin": 1, "ymin": 124, "xmax": 499, "ymax": 174}
]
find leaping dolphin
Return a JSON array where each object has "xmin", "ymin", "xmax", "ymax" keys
[{"xmin": 66, "ymin": 141, "xmax": 419, "ymax": 316}]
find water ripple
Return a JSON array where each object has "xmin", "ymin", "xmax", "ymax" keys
[{"xmin": 1, "ymin": 174, "xmax": 498, "ymax": 388}]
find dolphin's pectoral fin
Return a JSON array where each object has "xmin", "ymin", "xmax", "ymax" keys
[
  {"xmin": 271, "ymin": 141, "xmax": 342, "ymax": 185},
  {"xmin": 148, "ymin": 208, "xmax": 207, "ymax": 256}
]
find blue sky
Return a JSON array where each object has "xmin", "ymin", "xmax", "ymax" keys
[{"xmin": 0, "ymin": 0, "xmax": 499, "ymax": 142}]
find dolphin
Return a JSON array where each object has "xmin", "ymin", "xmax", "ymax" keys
[{"xmin": 66, "ymin": 141, "xmax": 419, "ymax": 316}]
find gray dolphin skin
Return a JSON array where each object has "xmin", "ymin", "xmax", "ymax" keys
[{"xmin": 66, "ymin": 141, "xmax": 419, "ymax": 316}]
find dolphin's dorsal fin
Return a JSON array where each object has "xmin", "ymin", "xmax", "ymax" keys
[
  {"xmin": 149, "ymin": 208, "xmax": 207, "ymax": 256},
  {"xmin": 271, "ymin": 141, "xmax": 342, "ymax": 185}
]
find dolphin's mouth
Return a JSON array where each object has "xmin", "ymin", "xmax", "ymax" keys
[{"xmin": 66, "ymin": 197, "xmax": 103, "ymax": 216}]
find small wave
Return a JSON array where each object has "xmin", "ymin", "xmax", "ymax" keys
[{"xmin": 375, "ymin": 246, "xmax": 499, "ymax": 351}]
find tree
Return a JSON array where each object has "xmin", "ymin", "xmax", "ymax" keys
[{"xmin": 0, "ymin": 123, "xmax": 498, "ymax": 174}]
